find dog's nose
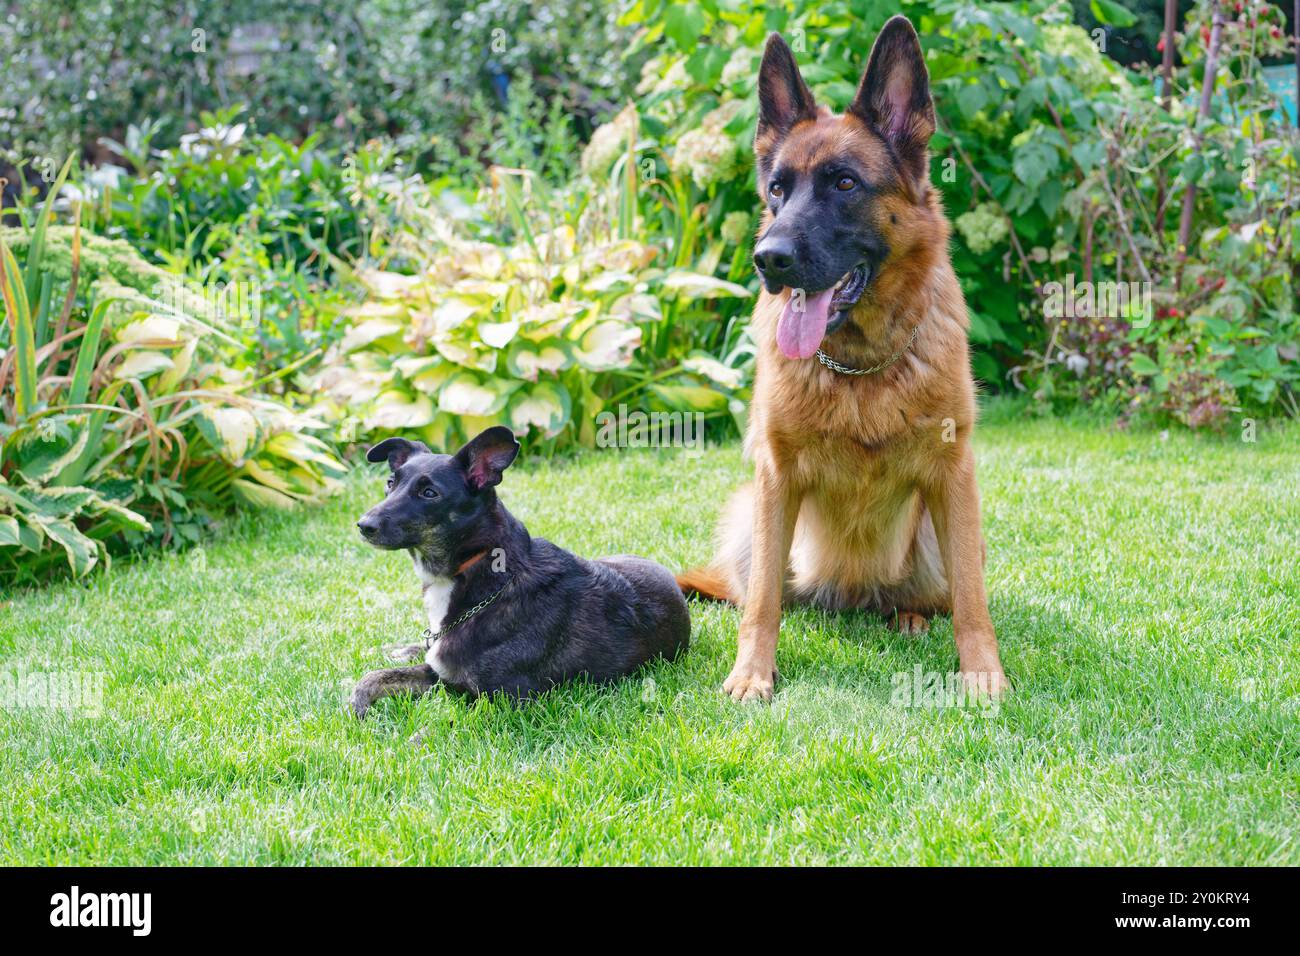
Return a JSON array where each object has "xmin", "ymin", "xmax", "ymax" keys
[
  {"xmin": 753, "ymin": 235, "xmax": 798, "ymax": 286},
  {"xmin": 357, "ymin": 516, "xmax": 379, "ymax": 537}
]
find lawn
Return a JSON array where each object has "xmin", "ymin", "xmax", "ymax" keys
[{"xmin": 1, "ymin": 405, "xmax": 1297, "ymax": 865}]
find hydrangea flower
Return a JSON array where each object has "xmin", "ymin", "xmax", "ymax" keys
[
  {"xmin": 955, "ymin": 203, "xmax": 1009, "ymax": 255},
  {"xmin": 673, "ymin": 100, "xmax": 746, "ymax": 191},
  {"xmin": 581, "ymin": 104, "xmax": 637, "ymax": 176},
  {"xmin": 721, "ymin": 211, "xmax": 751, "ymax": 246}
]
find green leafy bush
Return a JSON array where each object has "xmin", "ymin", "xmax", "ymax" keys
[
  {"xmin": 0, "ymin": 1, "xmax": 641, "ymax": 172},
  {"xmin": 58, "ymin": 109, "xmax": 369, "ymax": 385},
  {"xmin": 619, "ymin": 0, "xmax": 1296, "ymax": 425},
  {"xmin": 1026, "ymin": 0, "xmax": 1299, "ymax": 425},
  {"xmin": 0, "ymin": 176, "xmax": 343, "ymax": 584}
]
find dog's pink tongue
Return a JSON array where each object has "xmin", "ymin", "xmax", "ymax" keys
[{"xmin": 776, "ymin": 287, "xmax": 835, "ymax": 360}]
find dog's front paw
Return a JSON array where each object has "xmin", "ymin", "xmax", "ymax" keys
[
  {"xmin": 350, "ymin": 673, "xmax": 380, "ymax": 719},
  {"xmin": 723, "ymin": 664, "xmax": 776, "ymax": 703},
  {"xmin": 959, "ymin": 667, "xmax": 1011, "ymax": 697},
  {"xmin": 350, "ymin": 688, "xmax": 374, "ymax": 719},
  {"xmin": 384, "ymin": 642, "xmax": 426, "ymax": 663}
]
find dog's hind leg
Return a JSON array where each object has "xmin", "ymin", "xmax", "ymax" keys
[
  {"xmin": 691, "ymin": 482, "xmax": 798, "ymax": 606},
  {"xmin": 888, "ymin": 611, "xmax": 931, "ymax": 635},
  {"xmin": 351, "ymin": 664, "xmax": 438, "ymax": 719},
  {"xmin": 865, "ymin": 508, "xmax": 950, "ymax": 635}
]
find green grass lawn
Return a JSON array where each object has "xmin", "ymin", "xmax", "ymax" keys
[{"xmin": 2, "ymin": 407, "xmax": 1297, "ymax": 865}]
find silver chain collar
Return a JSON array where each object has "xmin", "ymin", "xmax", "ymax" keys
[
  {"xmin": 815, "ymin": 325, "xmax": 920, "ymax": 377},
  {"xmin": 421, "ymin": 582, "xmax": 508, "ymax": 649}
]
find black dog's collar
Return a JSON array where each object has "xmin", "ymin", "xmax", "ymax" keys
[{"xmin": 454, "ymin": 550, "xmax": 490, "ymax": 575}]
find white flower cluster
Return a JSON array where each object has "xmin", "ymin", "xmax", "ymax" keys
[
  {"xmin": 720, "ymin": 49, "xmax": 757, "ymax": 88},
  {"xmin": 581, "ymin": 104, "xmax": 638, "ymax": 177},
  {"xmin": 955, "ymin": 203, "xmax": 1009, "ymax": 255},
  {"xmin": 721, "ymin": 211, "xmax": 751, "ymax": 246},
  {"xmin": 673, "ymin": 100, "xmax": 746, "ymax": 191}
]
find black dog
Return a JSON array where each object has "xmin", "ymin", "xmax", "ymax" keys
[{"xmin": 350, "ymin": 426, "xmax": 690, "ymax": 717}]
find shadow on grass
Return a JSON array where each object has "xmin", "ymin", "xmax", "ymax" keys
[{"xmin": 771, "ymin": 594, "xmax": 1095, "ymax": 705}]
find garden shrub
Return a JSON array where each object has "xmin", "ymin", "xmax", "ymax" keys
[
  {"xmin": 620, "ymin": 0, "xmax": 1297, "ymax": 425},
  {"xmin": 0, "ymin": 0, "xmax": 642, "ymax": 175},
  {"xmin": 311, "ymin": 161, "xmax": 753, "ymax": 451},
  {"xmin": 0, "ymin": 184, "xmax": 344, "ymax": 584}
]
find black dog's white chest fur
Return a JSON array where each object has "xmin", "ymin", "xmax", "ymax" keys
[{"xmin": 412, "ymin": 557, "xmax": 462, "ymax": 683}]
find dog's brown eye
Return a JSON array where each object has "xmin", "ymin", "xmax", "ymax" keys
[
  {"xmin": 420, "ymin": 487, "xmax": 438, "ymax": 500},
  {"xmin": 769, "ymin": 181, "xmax": 783, "ymax": 199},
  {"xmin": 836, "ymin": 176, "xmax": 856, "ymax": 192}
]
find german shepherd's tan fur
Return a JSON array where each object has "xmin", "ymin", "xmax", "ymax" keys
[{"xmin": 678, "ymin": 16, "xmax": 1009, "ymax": 701}]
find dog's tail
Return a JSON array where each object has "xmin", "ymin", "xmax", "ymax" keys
[{"xmin": 676, "ymin": 566, "xmax": 734, "ymax": 603}]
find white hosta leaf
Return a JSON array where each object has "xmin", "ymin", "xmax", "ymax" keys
[
  {"xmin": 409, "ymin": 363, "xmax": 458, "ymax": 396},
  {"xmin": 435, "ymin": 339, "xmax": 497, "ymax": 373},
  {"xmin": 451, "ymin": 279, "xmax": 510, "ymax": 301},
  {"xmin": 365, "ymin": 390, "xmax": 436, "ymax": 430},
  {"xmin": 610, "ymin": 292, "xmax": 662, "ymax": 323},
  {"xmin": 115, "ymin": 351, "xmax": 175, "ymax": 380},
  {"xmin": 266, "ymin": 432, "xmax": 346, "ymax": 476},
  {"xmin": 116, "ymin": 314, "xmax": 183, "ymax": 345},
  {"xmin": 508, "ymin": 382, "xmax": 572, "ymax": 438},
  {"xmin": 232, "ymin": 478, "xmax": 299, "ymax": 510},
  {"xmin": 478, "ymin": 319, "xmax": 519, "ymax": 349},
  {"xmin": 507, "ymin": 339, "xmax": 571, "ymax": 381},
  {"xmin": 358, "ymin": 269, "xmax": 422, "ymax": 298},
  {"xmin": 434, "ymin": 299, "xmax": 478, "ymax": 335},
  {"xmin": 661, "ymin": 271, "xmax": 752, "ymax": 300},
  {"xmin": 95, "ymin": 500, "xmax": 152, "ymax": 532},
  {"xmin": 16, "ymin": 427, "xmax": 89, "ymax": 484},
  {"xmin": 33, "ymin": 516, "xmax": 100, "ymax": 577},
  {"xmin": 517, "ymin": 301, "xmax": 583, "ymax": 341},
  {"xmin": 683, "ymin": 354, "xmax": 744, "ymax": 390},
  {"xmin": 392, "ymin": 354, "xmax": 444, "ymax": 379},
  {"xmin": 438, "ymin": 373, "xmax": 519, "ymax": 417},
  {"xmin": 157, "ymin": 338, "xmax": 199, "ymax": 391},
  {"xmin": 199, "ymin": 406, "xmax": 260, "ymax": 463},
  {"xmin": 319, "ymin": 365, "xmax": 386, "ymax": 405},
  {"xmin": 340, "ymin": 319, "xmax": 405, "ymax": 353},
  {"xmin": 0, "ymin": 516, "xmax": 24, "ymax": 548},
  {"xmin": 574, "ymin": 320, "xmax": 641, "ymax": 371},
  {"xmin": 583, "ymin": 271, "xmax": 637, "ymax": 294},
  {"xmin": 650, "ymin": 382, "xmax": 729, "ymax": 413},
  {"xmin": 584, "ymin": 240, "xmax": 657, "ymax": 273}
]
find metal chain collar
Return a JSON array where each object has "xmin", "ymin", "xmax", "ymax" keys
[
  {"xmin": 815, "ymin": 325, "xmax": 920, "ymax": 377},
  {"xmin": 421, "ymin": 582, "xmax": 507, "ymax": 649}
]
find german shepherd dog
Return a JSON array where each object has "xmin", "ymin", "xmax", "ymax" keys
[{"xmin": 677, "ymin": 16, "xmax": 1009, "ymax": 701}]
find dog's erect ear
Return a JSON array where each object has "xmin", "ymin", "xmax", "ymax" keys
[
  {"xmin": 454, "ymin": 426, "xmax": 520, "ymax": 492},
  {"xmin": 849, "ymin": 15, "xmax": 936, "ymax": 186},
  {"xmin": 755, "ymin": 33, "xmax": 818, "ymax": 161},
  {"xmin": 366, "ymin": 437, "xmax": 430, "ymax": 471}
]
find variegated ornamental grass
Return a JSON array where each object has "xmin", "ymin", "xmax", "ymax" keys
[{"xmin": 0, "ymin": 170, "xmax": 344, "ymax": 583}]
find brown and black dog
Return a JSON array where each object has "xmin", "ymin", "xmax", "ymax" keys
[{"xmin": 677, "ymin": 15, "xmax": 1009, "ymax": 702}]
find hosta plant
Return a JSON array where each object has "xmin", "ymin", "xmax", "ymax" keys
[{"xmin": 315, "ymin": 161, "xmax": 753, "ymax": 452}]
